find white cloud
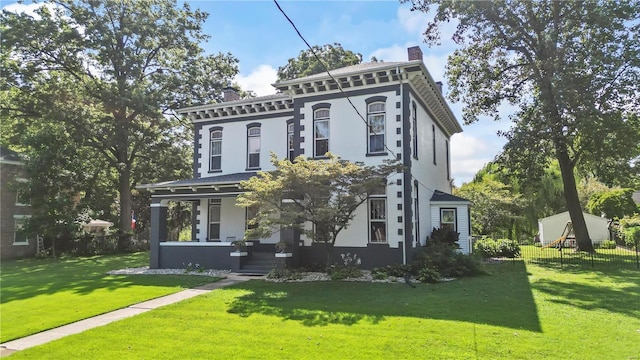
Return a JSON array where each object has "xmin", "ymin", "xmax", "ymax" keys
[
  {"xmin": 234, "ymin": 65, "xmax": 278, "ymax": 97},
  {"xmin": 2, "ymin": 2, "xmax": 58, "ymax": 20},
  {"xmin": 397, "ymin": 6, "xmax": 429, "ymax": 34},
  {"xmin": 450, "ymin": 133, "xmax": 495, "ymax": 185}
]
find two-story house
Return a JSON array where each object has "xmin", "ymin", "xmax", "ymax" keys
[
  {"xmin": 1, "ymin": 146, "xmax": 36, "ymax": 259},
  {"xmin": 138, "ymin": 46, "xmax": 470, "ymax": 271}
]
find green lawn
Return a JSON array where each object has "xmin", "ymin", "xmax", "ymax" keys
[
  {"xmin": 0, "ymin": 252, "xmax": 215, "ymax": 342},
  {"xmin": 7, "ymin": 261, "xmax": 640, "ymax": 359}
]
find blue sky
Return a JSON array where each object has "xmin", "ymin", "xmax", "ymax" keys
[{"xmin": 2, "ymin": 0, "xmax": 513, "ymax": 185}]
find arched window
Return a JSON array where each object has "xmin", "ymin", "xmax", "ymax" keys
[
  {"xmin": 313, "ymin": 109, "xmax": 330, "ymax": 157},
  {"xmin": 209, "ymin": 128, "xmax": 222, "ymax": 172},
  {"xmin": 247, "ymin": 125, "xmax": 261, "ymax": 169},
  {"xmin": 367, "ymin": 102, "xmax": 386, "ymax": 154}
]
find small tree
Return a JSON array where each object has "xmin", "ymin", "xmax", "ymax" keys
[
  {"xmin": 237, "ymin": 153, "xmax": 399, "ymax": 266},
  {"xmin": 277, "ymin": 43, "xmax": 362, "ymax": 81},
  {"xmin": 587, "ymin": 188, "xmax": 638, "ymax": 219}
]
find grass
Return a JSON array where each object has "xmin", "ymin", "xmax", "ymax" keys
[
  {"xmin": 7, "ymin": 260, "xmax": 640, "ymax": 359},
  {"xmin": 0, "ymin": 252, "xmax": 215, "ymax": 343}
]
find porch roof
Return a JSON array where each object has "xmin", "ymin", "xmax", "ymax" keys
[
  {"xmin": 430, "ymin": 190, "xmax": 470, "ymax": 203},
  {"xmin": 136, "ymin": 172, "xmax": 258, "ymax": 193}
]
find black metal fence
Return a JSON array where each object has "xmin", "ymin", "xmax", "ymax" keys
[{"xmin": 517, "ymin": 242, "xmax": 640, "ymax": 270}]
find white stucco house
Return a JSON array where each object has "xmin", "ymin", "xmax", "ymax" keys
[
  {"xmin": 138, "ymin": 46, "xmax": 470, "ymax": 271},
  {"xmin": 538, "ymin": 211, "xmax": 610, "ymax": 246}
]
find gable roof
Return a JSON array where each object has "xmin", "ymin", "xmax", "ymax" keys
[
  {"xmin": 430, "ymin": 190, "xmax": 470, "ymax": 203},
  {"xmin": 538, "ymin": 211, "xmax": 610, "ymax": 224}
]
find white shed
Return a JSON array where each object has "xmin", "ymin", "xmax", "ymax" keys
[{"xmin": 538, "ymin": 211, "xmax": 610, "ymax": 246}]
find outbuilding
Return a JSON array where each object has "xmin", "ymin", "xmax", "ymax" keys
[{"xmin": 538, "ymin": 211, "xmax": 610, "ymax": 246}]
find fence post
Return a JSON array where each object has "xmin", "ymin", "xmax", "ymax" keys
[
  {"xmin": 559, "ymin": 243, "xmax": 564, "ymax": 267},
  {"xmin": 635, "ymin": 237, "xmax": 639, "ymax": 270},
  {"xmin": 590, "ymin": 251, "xmax": 594, "ymax": 268}
]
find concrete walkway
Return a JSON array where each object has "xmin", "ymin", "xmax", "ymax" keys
[{"xmin": 0, "ymin": 274, "xmax": 261, "ymax": 357}]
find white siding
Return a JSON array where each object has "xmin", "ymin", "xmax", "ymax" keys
[{"xmin": 430, "ymin": 203, "xmax": 471, "ymax": 254}]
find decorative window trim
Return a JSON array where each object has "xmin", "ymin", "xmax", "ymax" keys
[
  {"xmin": 368, "ymin": 196, "xmax": 387, "ymax": 244},
  {"xmin": 366, "ymin": 100, "xmax": 386, "ymax": 155},
  {"xmin": 247, "ymin": 124, "xmax": 261, "ymax": 170},
  {"xmin": 432, "ymin": 124, "xmax": 437, "ymax": 165},
  {"xmin": 446, "ymin": 140, "xmax": 450, "ymax": 180},
  {"xmin": 313, "ymin": 108, "xmax": 330, "ymax": 158},
  {"xmin": 412, "ymin": 101, "xmax": 418, "ymax": 160},
  {"xmin": 287, "ymin": 120, "xmax": 295, "ymax": 162},
  {"xmin": 209, "ymin": 127, "xmax": 223, "ymax": 172}
]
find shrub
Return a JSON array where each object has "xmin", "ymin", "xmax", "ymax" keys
[
  {"xmin": 416, "ymin": 266, "xmax": 440, "ymax": 283},
  {"xmin": 413, "ymin": 242, "xmax": 484, "ymax": 278},
  {"xmin": 371, "ymin": 268, "xmax": 388, "ymax": 280},
  {"xmin": 624, "ymin": 227, "xmax": 640, "ymax": 249},
  {"xmin": 374, "ymin": 264, "xmax": 412, "ymax": 277},
  {"xmin": 474, "ymin": 237, "xmax": 520, "ymax": 258},
  {"xmin": 430, "ymin": 227, "xmax": 460, "ymax": 247},
  {"xmin": 473, "ymin": 237, "xmax": 497, "ymax": 258},
  {"xmin": 495, "ymin": 239, "xmax": 521, "ymax": 258},
  {"xmin": 601, "ymin": 240, "xmax": 617, "ymax": 249},
  {"xmin": 329, "ymin": 266, "xmax": 362, "ymax": 281},
  {"xmin": 268, "ymin": 268, "xmax": 303, "ymax": 280}
]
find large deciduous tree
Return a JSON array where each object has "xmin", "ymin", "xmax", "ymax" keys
[
  {"xmin": 237, "ymin": 153, "xmax": 399, "ymax": 266},
  {"xmin": 1, "ymin": 0, "xmax": 238, "ymax": 249},
  {"xmin": 406, "ymin": 0, "xmax": 640, "ymax": 252},
  {"xmin": 277, "ymin": 43, "xmax": 362, "ymax": 81}
]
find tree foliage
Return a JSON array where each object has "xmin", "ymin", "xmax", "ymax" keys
[
  {"xmin": 1, "ymin": 0, "xmax": 237, "ymax": 249},
  {"xmin": 276, "ymin": 43, "xmax": 362, "ymax": 81},
  {"xmin": 407, "ymin": 0, "xmax": 640, "ymax": 251},
  {"xmin": 587, "ymin": 188, "xmax": 638, "ymax": 219},
  {"xmin": 237, "ymin": 153, "xmax": 400, "ymax": 266},
  {"xmin": 454, "ymin": 176, "xmax": 523, "ymax": 238}
]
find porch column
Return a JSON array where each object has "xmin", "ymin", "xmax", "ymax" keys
[{"xmin": 150, "ymin": 200, "xmax": 168, "ymax": 269}]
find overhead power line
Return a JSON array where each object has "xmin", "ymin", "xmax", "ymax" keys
[{"xmin": 273, "ymin": 0, "xmax": 443, "ymax": 194}]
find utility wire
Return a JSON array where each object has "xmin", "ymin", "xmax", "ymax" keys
[{"xmin": 273, "ymin": 0, "xmax": 443, "ymax": 194}]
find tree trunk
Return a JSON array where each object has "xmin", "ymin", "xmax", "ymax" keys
[
  {"xmin": 118, "ymin": 166, "xmax": 132, "ymax": 251},
  {"xmin": 556, "ymin": 147, "xmax": 594, "ymax": 252}
]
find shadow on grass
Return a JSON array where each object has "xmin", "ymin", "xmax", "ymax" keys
[
  {"xmin": 226, "ymin": 261, "xmax": 542, "ymax": 332},
  {"xmin": 529, "ymin": 267, "xmax": 640, "ymax": 319},
  {"xmin": 0, "ymin": 253, "xmax": 207, "ymax": 303}
]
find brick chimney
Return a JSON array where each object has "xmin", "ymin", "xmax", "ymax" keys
[
  {"xmin": 223, "ymin": 86, "xmax": 240, "ymax": 102},
  {"xmin": 407, "ymin": 46, "xmax": 423, "ymax": 61}
]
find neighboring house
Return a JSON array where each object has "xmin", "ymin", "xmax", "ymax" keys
[
  {"xmin": 633, "ymin": 190, "xmax": 640, "ymax": 206},
  {"xmin": 538, "ymin": 211, "xmax": 610, "ymax": 246},
  {"xmin": 0, "ymin": 146, "xmax": 36, "ymax": 259},
  {"xmin": 138, "ymin": 46, "xmax": 470, "ymax": 270}
]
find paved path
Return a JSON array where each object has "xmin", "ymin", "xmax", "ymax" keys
[{"xmin": 0, "ymin": 274, "xmax": 261, "ymax": 357}]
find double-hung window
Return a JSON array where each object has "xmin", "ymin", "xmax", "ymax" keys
[
  {"xmin": 14, "ymin": 217, "xmax": 30, "ymax": 245},
  {"xmin": 208, "ymin": 199, "xmax": 221, "ymax": 241},
  {"xmin": 440, "ymin": 208, "xmax": 457, "ymax": 232},
  {"xmin": 313, "ymin": 109, "xmax": 330, "ymax": 157},
  {"xmin": 247, "ymin": 125, "xmax": 261, "ymax": 169},
  {"xmin": 412, "ymin": 102, "xmax": 418, "ymax": 159},
  {"xmin": 210, "ymin": 128, "xmax": 222, "ymax": 172},
  {"xmin": 369, "ymin": 197, "xmax": 387, "ymax": 243},
  {"xmin": 287, "ymin": 122, "xmax": 295, "ymax": 161},
  {"xmin": 367, "ymin": 102, "xmax": 386, "ymax": 154}
]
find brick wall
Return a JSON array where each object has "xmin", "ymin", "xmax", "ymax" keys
[{"xmin": 1, "ymin": 163, "xmax": 35, "ymax": 259}]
